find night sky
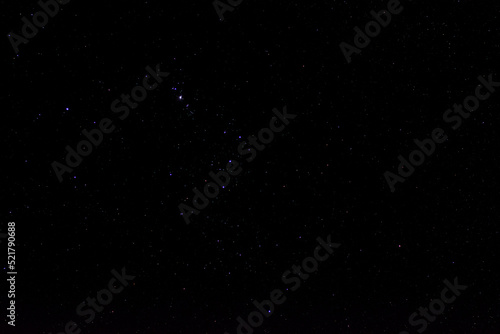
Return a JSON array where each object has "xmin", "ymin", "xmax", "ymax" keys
[{"xmin": 2, "ymin": 0, "xmax": 500, "ymax": 333}]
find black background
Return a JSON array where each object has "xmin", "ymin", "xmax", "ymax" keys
[{"xmin": 1, "ymin": 0, "xmax": 500, "ymax": 333}]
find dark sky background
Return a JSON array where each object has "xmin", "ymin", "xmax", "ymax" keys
[{"xmin": 1, "ymin": 0, "xmax": 500, "ymax": 333}]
